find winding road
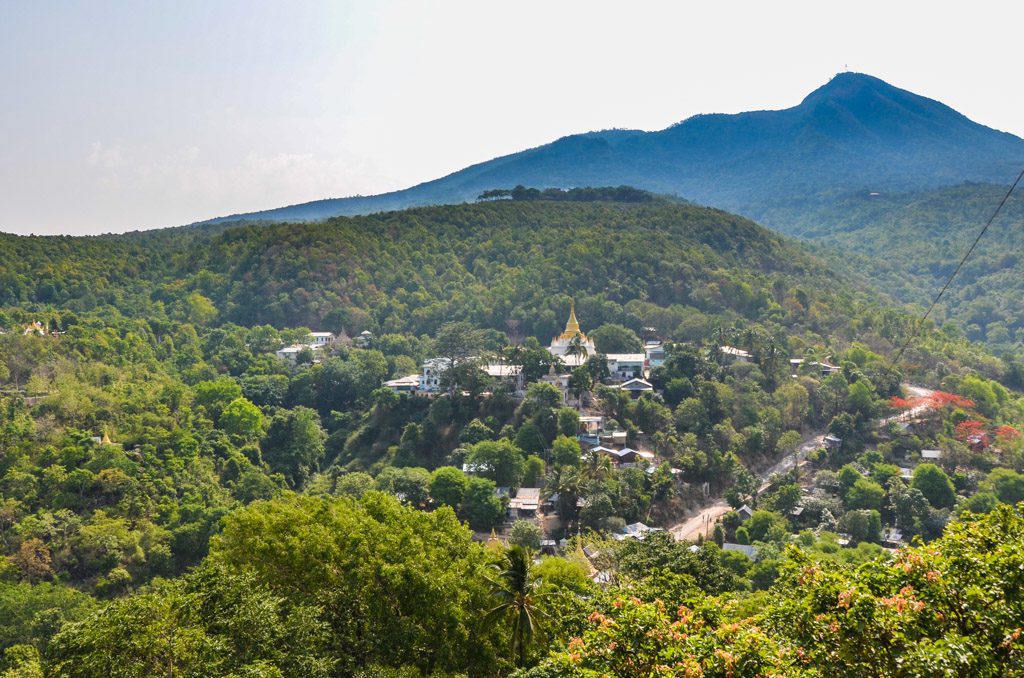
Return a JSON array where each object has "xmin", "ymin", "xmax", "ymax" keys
[{"xmin": 667, "ymin": 384, "xmax": 935, "ymax": 542}]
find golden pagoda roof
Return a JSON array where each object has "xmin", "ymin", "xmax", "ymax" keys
[{"xmin": 557, "ymin": 300, "xmax": 589, "ymax": 341}]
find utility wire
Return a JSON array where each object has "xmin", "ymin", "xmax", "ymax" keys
[{"xmin": 885, "ymin": 167, "xmax": 1024, "ymax": 376}]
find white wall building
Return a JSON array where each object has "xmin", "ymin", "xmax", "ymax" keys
[
  {"xmin": 606, "ymin": 354, "xmax": 645, "ymax": 381},
  {"xmin": 275, "ymin": 344, "xmax": 306, "ymax": 363},
  {"xmin": 308, "ymin": 332, "xmax": 335, "ymax": 347},
  {"xmin": 547, "ymin": 302, "xmax": 595, "ymax": 367}
]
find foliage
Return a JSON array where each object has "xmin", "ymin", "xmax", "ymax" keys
[{"xmin": 208, "ymin": 492, "xmax": 501, "ymax": 674}]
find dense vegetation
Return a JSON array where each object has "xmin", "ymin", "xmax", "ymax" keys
[
  {"xmin": 0, "ymin": 199, "xmax": 1004, "ymax": 380},
  {"xmin": 2, "ymin": 197, "xmax": 1024, "ymax": 675},
  {"xmin": 764, "ymin": 183, "xmax": 1024, "ymax": 355},
  {"xmin": 4, "ymin": 495, "xmax": 1023, "ymax": 676}
]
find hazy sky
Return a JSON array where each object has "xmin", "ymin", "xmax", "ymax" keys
[{"xmin": 2, "ymin": 1, "xmax": 1023, "ymax": 235}]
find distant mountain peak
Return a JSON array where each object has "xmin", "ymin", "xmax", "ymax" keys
[
  {"xmin": 811, "ymin": 71, "xmax": 891, "ymax": 94},
  {"xmin": 200, "ymin": 73, "xmax": 1024, "ymax": 228},
  {"xmin": 800, "ymin": 72, "xmax": 923, "ymax": 110}
]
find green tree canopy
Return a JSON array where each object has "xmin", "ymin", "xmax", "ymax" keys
[
  {"xmin": 261, "ymin": 407, "xmax": 326, "ymax": 488},
  {"xmin": 912, "ymin": 463, "xmax": 956, "ymax": 509}
]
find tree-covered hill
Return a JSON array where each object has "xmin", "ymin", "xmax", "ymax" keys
[
  {"xmin": 183, "ymin": 200, "xmax": 857, "ymax": 338},
  {"xmin": 0, "ymin": 197, "xmax": 1008, "ymax": 380},
  {"xmin": 4, "ymin": 199, "xmax": 840, "ymax": 335},
  {"xmin": 765, "ymin": 182, "xmax": 1024, "ymax": 351},
  {"xmin": 4, "ymin": 197, "xmax": 1024, "ymax": 675}
]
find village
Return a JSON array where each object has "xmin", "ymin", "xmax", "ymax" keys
[{"xmin": 258, "ymin": 302, "xmax": 981, "ymax": 573}]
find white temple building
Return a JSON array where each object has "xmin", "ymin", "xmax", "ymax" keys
[{"xmin": 547, "ymin": 301, "xmax": 596, "ymax": 367}]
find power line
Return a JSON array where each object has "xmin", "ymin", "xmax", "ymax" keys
[{"xmin": 885, "ymin": 168, "xmax": 1024, "ymax": 376}]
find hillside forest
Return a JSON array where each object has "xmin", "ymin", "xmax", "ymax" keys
[{"xmin": 1, "ymin": 198, "xmax": 1023, "ymax": 675}]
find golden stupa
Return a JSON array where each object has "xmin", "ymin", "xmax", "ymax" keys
[
  {"xmin": 556, "ymin": 300, "xmax": 589, "ymax": 342},
  {"xmin": 548, "ymin": 299, "xmax": 596, "ymax": 365}
]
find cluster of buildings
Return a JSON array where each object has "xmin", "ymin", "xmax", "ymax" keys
[
  {"xmin": 717, "ymin": 346, "xmax": 841, "ymax": 378},
  {"xmin": 0, "ymin": 321, "xmax": 64, "ymax": 337},
  {"xmin": 274, "ymin": 330, "xmax": 374, "ymax": 364},
  {"xmin": 384, "ymin": 303, "xmax": 664, "ymax": 402}
]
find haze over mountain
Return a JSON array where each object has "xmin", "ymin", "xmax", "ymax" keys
[{"xmin": 204, "ymin": 72, "xmax": 1024, "ymax": 227}]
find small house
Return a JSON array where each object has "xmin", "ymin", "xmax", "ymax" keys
[
  {"xmin": 482, "ymin": 362, "xmax": 525, "ymax": 394},
  {"xmin": 606, "ymin": 354, "xmax": 645, "ymax": 381},
  {"xmin": 578, "ymin": 415, "xmax": 604, "ymax": 434},
  {"xmin": 508, "ymin": 487, "xmax": 541, "ymax": 518},
  {"xmin": 308, "ymin": 332, "xmax": 335, "ymax": 347},
  {"xmin": 644, "ymin": 342, "xmax": 666, "ymax": 369},
  {"xmin": 276, "ymin": 344, "xmax": 306, "ymax": 363},
  {"xmin": 824, "ymin": 434, "xmax": 842, "ymax": 452},
  {"xmin": 592, "ymin": 446, "xmax": 638, "ymax": 465},
  {"xmin": 921, "ymin": 449, "xmax": 942, "ymax": 461},
  {"xmin": 578, "ymin": 415, "xmax": 604, "ymax": 446},
  {"xmin": 722, "ymin": 543, "xmax": 759, "ymax": 560},
  {"xmin": 719, "ymin": 346, "xmax": 752, "ymax": 363},
  {"xmin": 613, "ymin": 522, "xmax": 662, "ymax": 541},
  {"xmin": 354, "ymin": 330, "xmax": 373, "ymax": 348},
  {"xmin": 737, "ymin": 504, "xmax": 754, "ymax": 522},
  {"xmin": 618, "ymin": 378, "xmax": 654, "ymax": 398},
  {"xmin": 881, "ymin": 527, "xmax": 905, "ymax": 548},
  {"xmin": 599, "ymin": 430, "xmax": 628, "ymax": 447},
  {"xmin": 384, "ymin": 374, "xmax": 421, "ymax": 395}
]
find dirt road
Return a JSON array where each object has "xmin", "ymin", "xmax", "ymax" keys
[
  {"xmin": 668, "ymin": 429, "xmax": 822, "ymax": 542},
  {"xmin": 666, "ymin": 383, "xmax": 933, "ymax": 542}
]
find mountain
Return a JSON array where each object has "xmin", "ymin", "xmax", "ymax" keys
[{"xmin": 202, "ymin": 73, "xmax": 1024, "ymax": 227}]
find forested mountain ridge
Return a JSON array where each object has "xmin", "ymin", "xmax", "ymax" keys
[
  {"xmin": 198, "ymin": 73, "xmax": 1024, "ymax": 227},
  {"xmin": 0, "ymin": 198, "xmax": 1009, "ymax": 381},
  {"xmin": 2, "ymin": 200, "xmax": 838, "ymax": 332},
  {"xmin": 773, "ymin": 182, "xmax": 1024, "ymax": 350}
]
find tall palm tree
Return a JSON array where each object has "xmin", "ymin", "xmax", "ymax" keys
[
  {"xmin": 565, "ymin": 334, "xmax": 589, "ymax": 365},
  {"xmin": 760, "ymin": 335, "xmax": 784, "ymax": 388},
  {"xmin": 484, "ymin": 546, "xmax": 548, "ymax": 667},
  {"xmin": 584, "ymin": 449, "xmax": 613, "ymax": 483}
]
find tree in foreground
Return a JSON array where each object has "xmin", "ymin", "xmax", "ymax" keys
[
  {"xmin": 485, "ymin": 546, "xmax": 548, "ymax": 668},
  {"xmin": 509, "ymin": 520, "xmax": 543, "ymax": 551},
  {"xmin": 526, "ymin": 505, "xmax": 1024, "ymax": 676}
]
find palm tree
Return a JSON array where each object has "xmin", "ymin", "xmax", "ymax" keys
[
  {"xmin": 760, "ymin": 335, "xmax": 784, "ymax": 388},
  {"xmin": 584, "ymin": 449, "xmax": 612, "ymax": 483},
  {"xmin": 565, "ymin": 334, "xmax": 589, "ymax": 365},
  {"xmin": 484, "ymin": 546, "xmax": 548, "ymax": 667}
]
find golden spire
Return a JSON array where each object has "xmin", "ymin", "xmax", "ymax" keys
[
  {"xmin": 557, "ymin": 299, "xmax": 590, "ymax": 342},
  {"xmin": 565, "ymin": 299, "xmax": 580, "ymax": 335}
]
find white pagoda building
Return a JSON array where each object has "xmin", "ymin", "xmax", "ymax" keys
[{"xmin": 548, "ymin": 301, "xmax": 595, "ymax": 367}]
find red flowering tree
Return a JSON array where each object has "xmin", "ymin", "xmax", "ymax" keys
[
  {"xmin": 888, "ymin": 396, "xmax": 915, "ymax": 411},
  {"xmin": 925, "ymin": 391, "xmax": 975, "ymax": 410},
  {"xmin": 955, "ymin": 420, "xmax": 987, "ymax": 446},
  {"xmin": 996, "ymin": 425, "xmax": 1021, "ymax": 441}
]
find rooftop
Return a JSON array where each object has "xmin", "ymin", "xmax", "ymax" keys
[{"xmin": 606, "ymin": 353, "xmax": 645, "ymax": 362}]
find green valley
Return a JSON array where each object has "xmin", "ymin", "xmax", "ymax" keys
[{"xmin": 1, "ymin": 197, "xmax": 1023, "ymax": 675}]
